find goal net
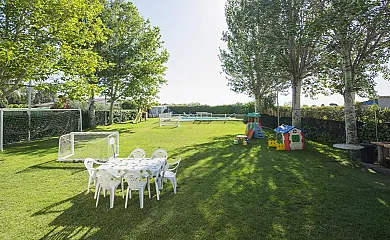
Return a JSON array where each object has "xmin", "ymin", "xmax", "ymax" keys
[
  {"xmin": 57, "ymin": 131, "xmax": 119, "ymax": 162},
  {"xmin": 0, "ymin": 109, "xmax": 81, "ymax": 151}
]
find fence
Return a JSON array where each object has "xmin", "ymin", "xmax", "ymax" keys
[
  {"xmin": 260, "ymin": 114, "xmax": 390, "ymax": 143},
  {"xmin": 0, "ymin": 108, "xmax": 82, "ymax": 151}
]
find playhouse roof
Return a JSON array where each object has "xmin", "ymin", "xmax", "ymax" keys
[
  {"xmin": 274, "ymin": 124, "xmax": 306, "ymax": 133},
  {"xmin": 247, "ymin": 112, "xmax": 261, "ymax": 117}
]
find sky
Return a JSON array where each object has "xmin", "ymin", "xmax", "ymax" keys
[{"xmin": 131, "ymin": 0, "xmax": 390, "ymax": 107}]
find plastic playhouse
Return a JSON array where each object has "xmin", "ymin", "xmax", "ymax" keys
[
  {"xmin": 268, "ymin": 124, "xmax": 306, "ymax": 150},
  {"xmin": 245, "ymin": 112, "xmax": 265, "ymax": 139}
]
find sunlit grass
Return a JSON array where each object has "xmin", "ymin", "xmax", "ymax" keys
[{"xmin": 1, "ymin": 120, "xmax": 390, "ymax": 239}]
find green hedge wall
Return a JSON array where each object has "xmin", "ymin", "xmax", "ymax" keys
[
  {"xmin": 265, "ymin": 106, "xmax": 390, "ymax": 123},
  {"xmin": 261, "ymin": 112, "xmax": 390, "ymax": 144},
  {"xmin": 82, "ymin": 110, "xmax": 137, "ymax": 129},
  {"xmin": 169, "ymin": 102, "xmax": 255, "ymax": 115}
]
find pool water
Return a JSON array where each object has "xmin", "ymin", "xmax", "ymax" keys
[{"xmin": 180, "ymin": 117, "xmax": 238, "ymax": 122}]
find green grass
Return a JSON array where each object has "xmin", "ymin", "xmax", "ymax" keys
[{"xmin": 1, "ymin": 120, "xmax": 390, "ymax": 239}]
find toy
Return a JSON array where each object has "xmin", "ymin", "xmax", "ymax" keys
[
  {"xmin": 274, "ymin": 124, "xmax": 306, "ymax": 150},
  {"xmin": 268, "ymin": 140, "xmax": 277, "ymax": 147},
  {"xmin": 276, "ymin": 143, "xmax": 285, "ymax": 150},
  {"xmin": 235, "ymin": 135, "xmax": 248, "ymax": 146},
  {"xmin": 245, "ymin": 112, "xmax": 265, "ymax": 139}
]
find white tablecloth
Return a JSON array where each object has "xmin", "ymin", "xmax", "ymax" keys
[{"xmin": 97, "ymin": 158, "xmax": 166, "ymax": 178}]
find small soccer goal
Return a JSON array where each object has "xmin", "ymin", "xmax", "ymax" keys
[{"xmin": 57, "ymin": 132, "xmax": 119, "ymax": 162}]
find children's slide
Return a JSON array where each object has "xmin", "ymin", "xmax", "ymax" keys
[
  {"xmin": 133, "ymin": 109, "xmax": 143, "ymax": 124},
  {"xmin": 246, "ymin": 122, "xmax": 265, "ymax": 139}
]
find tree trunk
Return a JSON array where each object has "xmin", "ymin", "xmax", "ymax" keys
[
  {"xmin": 109, "ymin": 100, "xmax": 115, "ymax": 125},
  {"xmin": 255, "ymin": 94, "xmax": 262, "ymax": 113},
  {"xmin": 88, "ymin": 89, "xmax": 96, "ymax": 129},
  {"xmin": 291, "ymin": 80, "xmax": 302, "ymax": 127},
  {"xmin": 342, "ymin": 55, "xmax": 358, "ymax": 144}
]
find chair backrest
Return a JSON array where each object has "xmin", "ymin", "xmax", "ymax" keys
[
  {"xmin": 168, "ymin": 158, "xmax": 181, "ymax": 174},
  {"xmin": 128, "ymin": 148, "xmax": 146, "ymax": 158},
  {"xmin": 123, "ymin": 171, "xmax": 145, "ymax": 189},
  {"xmin": 95, "ymin": 170, "xmax": 120, "ymax": 189},
  {"xmin": 84, "ymin": 158, "xmax": 96, "ymax": 176},
  {"xmin": 151, "ymin": 148, "xmax": 168, "ymax": 159}
]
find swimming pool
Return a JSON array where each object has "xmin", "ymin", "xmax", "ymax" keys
[{"xmin": 179, "ymin": 116, "xmax": 242, "ymax": 122}]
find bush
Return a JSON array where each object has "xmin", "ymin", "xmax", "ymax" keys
[
  {"xmin": 169, "ymin": 102, "xmax": 255, "ymax": 115},
  {"xmin": 261, "ymin": 105, "xmax": 390, "ymax": 144},
  {"xmin": 121, "ymin": 100, "xmax": 137, "ymax": 110},
  {"xmin": 82, "ymin": 110, "xmax": 137, "ymax": 129}
]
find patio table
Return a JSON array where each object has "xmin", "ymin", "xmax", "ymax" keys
[
  {"xmin": 333, "ymin": 143, "xmax": 364, "ymax": 168},
  {"xmin": 97, "ymin": 158, "xmax": 167, "ymax": 178}
]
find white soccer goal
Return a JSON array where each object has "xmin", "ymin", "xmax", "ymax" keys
[
  {"xmin": 0, "ymin": 108, "xmax": 82, "ymax": 151},
  {"xmin": 159, "ymin": 113, "xmax": 180, "ymax": 127},
  {"xmin": 196, "ymin": 112, "xmax": 212, "ymax": 117},
  {"xmin": 57, "ymin": 131, "xmax": 119, "ymax": 162}
]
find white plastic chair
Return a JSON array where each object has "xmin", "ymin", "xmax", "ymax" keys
[
  {"xmin": 94, "ymin": 170, "xmax": 122, "ymax": 208},
  {"xmin": 123, "ymin": 171, "xmax": 147, "ymax": 209},
  {"xmin": 146, "ymin": 165, "xmax": 163, "ymax": 200},
  {"xmin": 161, "ymin": 158, "xmax": 181, "ymax": 194},
  {"xmin": 151, "ymin": 148, "xmax": 168, "ymax": 159},
  {"xmin": 128, "ymin": 148, "xmax": 146, "ymax": 158},
  {"xmin": 84, "ymin": 158, "xmax": 97, "ymax": 193}
]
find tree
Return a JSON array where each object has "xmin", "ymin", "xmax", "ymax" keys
[
  {"xmin": 220, "ymin": 0, "xmax": 289, "ymax": 113},
  {"xmin": 220, "ymin": 0, "xmax": 323, "ymax": 126},
  {"xmin": 96, "ymin": 0, "xmax": 169, "ymax": 124},
  {"xmin": 266, "ymin": 0, "xmax": 323, "ymax": 127},
  {"xmin": 314, "ymin": 0, "xmax": 390, "ymax": 144},
  {"xmin": 0, "ymin": 0, "xmax": 107, "ymax": 102}
]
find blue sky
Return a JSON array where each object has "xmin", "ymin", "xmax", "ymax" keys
[{"xmin": 131, "ymin": 0, "xmax": 390, "ymax": 106}]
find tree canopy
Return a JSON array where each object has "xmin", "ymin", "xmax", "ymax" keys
[
  {"xmin": 220, "ymin": 0, "xmax": 289, "ymax": 112},
  {"xmin": 0, "ymin": 0, "xmax": 108, "ymax": 101},
  {"xmin": 96, "ymin": 0, "xmax": 169, "ymax": 124},
  {"xmin": 220, "ymin": 0, "xmax": 323, "ymax": 126},
  {"xmin": 313, "ymin": 0, "xmax": 390, "ymax": 144},
  {"xmin": 221, "ymin": 0, "xmax": 390, "ymax": 143}
]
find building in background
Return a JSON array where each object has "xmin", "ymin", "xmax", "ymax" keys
[{"xmin": 360, "ymin": 96, "xmax": 390, "ymax": 109}]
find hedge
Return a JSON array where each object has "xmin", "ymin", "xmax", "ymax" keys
[
  {"xmin": 169, "ymin": 102, "xmax": 255, "ymax": 115},
  {"xmin": 261, "ymin": 113, "xmax": 390, "ymax": 144},
  {"xmin": 2, "ymin": 104, "xmax": 389, "ymax": 146},
  {"xmin": 2, "ymin": 110, "xmax": 80, "ymax": 144},
  {"xmin": 265, "ymin": 105, "xmax": 390, "ymax": 124},
  {"xmin": 82, "ymin": 110, "xmax": 137, "ymax": 129},
  {"xmin": 1, "ymin": 109, "xmax": 137, "ymax": 146}
]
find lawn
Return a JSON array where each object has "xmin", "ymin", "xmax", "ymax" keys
[{"xmin": 1, "ymin": 120, "xmax": 390, "ymax": 239}]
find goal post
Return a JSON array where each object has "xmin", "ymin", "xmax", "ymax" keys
[
  {"xmin": 57, "ymin": 131, "xmax": 119, "ymax": 162},
  {"xmin": 159, "ymin": 113, "xmax": 180, "ymax": 127},
  {"xmin": 0, "ymin": 108, "xmax": 82, "ymax": 151}
]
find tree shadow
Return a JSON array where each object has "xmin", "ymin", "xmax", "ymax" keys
[
  {"xmin": 16, "ymin": 160, "xmax": 85, "ymax": 175},
  {"xmin": 31, "ymin": 133, "xmax": 390, "ymax": 239},
  {"xmin": 3, "ymin": 138, "xmax": 59, "ymax": 156},
  {"xmin": 151, "ymin": 126, "xmax": 179, "ymax": 130}
]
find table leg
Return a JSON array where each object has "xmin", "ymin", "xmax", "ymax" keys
[{"xmin": 347, "ymin": 150, "xmax": 361, "ymax": 168}]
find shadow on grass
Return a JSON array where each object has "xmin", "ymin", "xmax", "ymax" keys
[
  {"xmin": 86, "ymin": 126, "xmax": 136, "ymax": 135},
  {"xmin": 113, "ymin": 129, "xmax": 136, "ymax": 134},
  {"xmin": 33, "ymin": 134, "xmax": 390, "ymax": 239},
  {"xmin": 16, "ymin": 160, "xmax": 85, "ymax": 175},
  {"xmin": 3, "ymin": 138, "xmax": 59, "ymax": 156},
  {"xmin": 151, "ymin": 126, "xmax": 179, "ymax": 130}
]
